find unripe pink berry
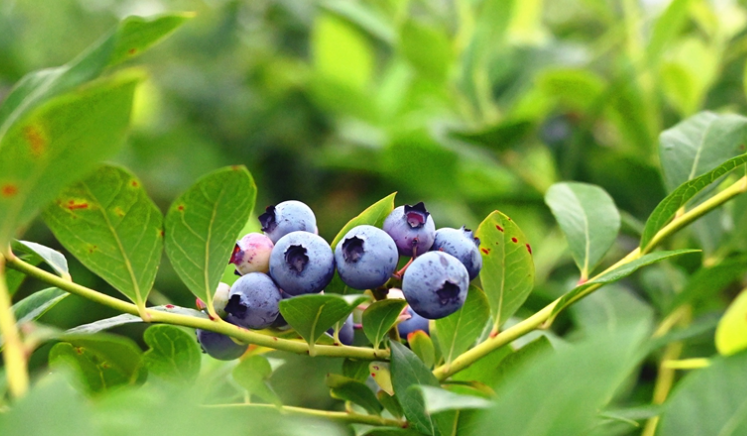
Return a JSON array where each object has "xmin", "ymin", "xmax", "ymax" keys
[{"xmin": 230, "ymin": 233, "xmax": 274, "ymax": 274}]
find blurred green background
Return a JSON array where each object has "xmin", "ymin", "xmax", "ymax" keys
[{"xmin": 3, "ymin": 0, "xmax": 747, "ymax": 410}]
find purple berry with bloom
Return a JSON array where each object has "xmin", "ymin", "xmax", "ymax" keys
[
  {"xmin": 402, "ymin": 251, "xmax": 469, "ymax": 319},
  {"xmin": 383, "ymin": 202, "xmax": 436, "ymax": 257},
  {"xmin": 269, "ymin": 231, "xmax": 335, "ymax": 295},
  {"xmin": 431, "ymin": 226, "xmax": 482, "ymax": 280},
  {"xmin": 259, "ymin": 200, "xmax": 318, "ymax": 244},
  {"xmin": 335, "ymin": 225, "xmax": 399, "ymax": 290}
]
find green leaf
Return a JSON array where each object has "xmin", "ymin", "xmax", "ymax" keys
[
  {"xmin": 12, "ymin": 287, "xmax": 68, "ymax": 324},
  {"xmin": 320, "ymin": 0, "xmax": 396, "ymax": 44},
  {"xmin": 0, "ymin": 13, "xmax": 191, "ymax": 131},
  {"xmin": 551, "ymin": 250, "xmax": 699, "ymax": 318},
  {"xmin": 658, "ymin": 351, "xmax": 747, "ymax": 436},
  {"xmin": 377, "ymin": 390, "xmax": 404, "ymax": 419},
  {"xmin": 570, "ymin": 285, "xmax": 655, "ymax": 333},
  {"xmin": 326, "ymin": 373, "xmax": 382, "ymax": 415},
  {"xmin": 49, "ymin": 333, "xmax": 144, "ymax": 394},
  {"xmin": 7, "ymin": 241, "xmax": 67, "ymax": 296},
  {"xmin": 342, "ymin": 358, "xmax": 370, "ymax": 382},
  {"xmin": 436, "ymin": 286, "xmax": 490, "ymax": 364},
  {"xmin": 330, "ymin": 192, "xmax": 396, "ymax": 249},
  {"xmin": 715, "ymin": 290, "xmax": 747, "ymax": 356},
  {"xmin": 43, "ymin": 165, "xmax": 163, "ymax": 308},
  {"xmin": 312, "ymin": 13, "xmax": 374, "ymax": 91},
  {"xmin": 164, "ymin": 166, "xmax": 256, "ymax": 315},
  {"xmin": 142, "ymin": 325, "xmax": 200, "ymax": 385},
  {"xmin": 659, "ymin": 111, "xmax": 747, "ymax": 192},
  {"xmin": 670, "ymin": 255, "xmax": 747, "ymax": 311},
  {"xmin": 411, "ymin": 385, "xmax": 492, "ymax": 414},
  {"xmin": 390, "ymin": 341, "xmax": 453, "ymax": 436},
  {"xmin": 66, "ymin": 305, "xmax": 208, "ymax": 334},
  {"xmin": 12, "ymin": 240, "xmax": 69, "ymax": 277},
  {"xmin": 452, "ymin": 346, "xmax": 512, "ymax": 387},
  {"xmin": 232, "ymin": 355, "xmax": 282, "ymax": 407},
  {"xmin": 370, "ymin": 361, "xmax": 394, "ymax": 395},
  {"xmin": 646, "ymin": 0, "xmax": 692, "ymax": 64},
  {"xmin": 545, "ymin": 182, "xmax": 621, "ymax": 278},
  {"xmin": 362, "ymin": 299, "xmax": 407, "ymax": 349},
  {"xmin": 475, "ymin": 211, "xmax": 535, "ymax": 329},
  {"xmin": 278, "ymin": 293, "xmax": 368, "ymax": 353},
  {"xmin": 0, "ymin": 72, "xmax": 141, "ymax": 248},
  {"xmin": 473, "ymin": 327, "xmax": 647, "ymax": 436},
  {"xmin": 107, "ymin": 13, "xmax": 194, "ymax": 67},
  {"xmin": 400, "ymin": 19, "xmax": 453, "ymax": 83},
  {"xmin": 641, "ymin": 153, "xmax": 747, "ymax": 249},
  {"xmin": 492, "ymin": 336, "xmax": 553, "ymax": 389},
  {"xmin": 409, "ymin": 331, "xmax": 436, "ymax": 369}
]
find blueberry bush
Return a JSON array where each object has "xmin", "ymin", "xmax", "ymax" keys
[{"xmin": 2, "ymin": 2, "xmax": 747, "ymax": 435}]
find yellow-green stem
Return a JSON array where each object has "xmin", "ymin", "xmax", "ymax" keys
[
  {"xmin": 5, "ymin": 253, "xmax": 388, "ymax": 361},
  {"xmin": 0, "ymin": 254, "xmax": 29, "ymax": 398},
  {"xmin": 203, "ymin": 403, "xmax": 406, "ymax": 427}
]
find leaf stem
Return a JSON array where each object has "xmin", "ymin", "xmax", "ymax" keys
[
  {"xmin": 203, "ymin": 403, "xmax": 406, "ymax": 428},
  {"xmin": 661, "ymin": 357, "xmax": 710, "ymax": 370},
  {"xmin": 0, "ymin": 254, "xmax": 29, "ymax": 398},
  {"xmin": 4, "ymin": 254, "xmax": 389, "ymax": 361},
  {"xmin": 433, "ymin": 177, "xmax": 747, "ymax": 381}
]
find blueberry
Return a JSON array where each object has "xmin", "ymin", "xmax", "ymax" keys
[
  {"xmin": 269, "ymin": 231, "xmax": 335, "ymax": 295},
  {"xmin": 230, "ymin": 233, "xmax": 274, "ymax": 275},
  {"xmin": 397, "ymin": 306, "xmax": 430, "ymax": 338},
  {"xmin": 383, "ymin": 202, "xmax": 436, "ymax": 257},
  {"xmin": 431, "ymin": 226, "xmax": 482, "ymax": 280},
  {"xmin": 327, "ymin": 314, "xmax": 354, "ymax": 345},
  {"xmin": 224, "ymin": 272, "xmax": 282, "ymax": 329},
  {"xmin": 196, "ymin": 326, "xmax": 248, "ymax": 361},
  {"xmin": 259, "ymin": 200, "xmax": 318, "ymax": 244},
  {"xmin": 401, "ymin": 251, "xmax": 469, "ymax": 319},
  {"xmin": 335, "ymin": 225, "xmax": 399, "ymax": 290}
]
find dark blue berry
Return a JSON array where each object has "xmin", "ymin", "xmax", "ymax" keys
[
  {"xmin": 431, "ymin": 226, "xmax": 482, "ymax": 280},
  {"xmin": 335, "ymin": 225, "xmax": 399, "ymax": 290},
  {"xmin": 259, "ymin": 200, "xmax": 318, "ymax": 244},
  {"xmin": 401, "ymin": 251, "xmax": 469, "ymax": 319},
  {"xmin": 269, "ymin": 231, "xmax": 335, "ymax": 295},
  {"xmin": 224, "ymin": 273, "xmax": 281, "ymax": 329}
]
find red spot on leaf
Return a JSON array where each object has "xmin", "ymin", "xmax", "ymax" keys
[
  {"xmin": 24, "ymin": 126, "xmax": 46, "ymax": 157},
  {"xmin": 496, "ymin": 225, "xmax": 504, "ymax": 232},
  {"xmin": 66, "ymin": 200, "xmax": 89, "ymax": 211},
  {"xmin": 159, "ymin": 229, "xmax": 165, "ymax": 237},
  {"xmin": 74, "ymin": 347, "xmax": 83, "ymax": 355},
  {"xmin": 526, "ymin": 244, "xmax": 532, "ymax": 255},
  {"xmin": 231, "ymin": 165, "xmax": 242, "ymax": 170},
  {"xmin": 131, "ymin": 180, "xmax": 139, "ymax": 187},
  {"xmin": 177, "ymin": 205, "xmax": 185, "ymax": 212},
  {"xmin": 128, "ymin": 48, "xmax": 137, "ymax": 55},
  {"xmin": 1, "ymin": 184, "xmax": 18, "ymax": 197},
  {"xmin": 481, "ymin": 248, "xmax": 490, "ymax": 255},
  {"xmin": 165, "ymin": 304, "xmax": 175, "ymax": 309},
  {"xmin": 273, "ymin": 337, "xmax": 278, "ymax": 341},
  {"xmin": 373, "ymin": 365, "xmax": 379, "ymax": 370},
  {"xmin": 511, "ymin": 237, "xmax": 518, "ymax": 243},
  {"xmin": 88, "ymin": 245, "xmax": 97, "ymax": 254},
  {"xmin": 371, "ymin": 373, "xmax": 376, "ymax": 377}
]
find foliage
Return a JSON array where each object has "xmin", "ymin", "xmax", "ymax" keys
[{"xmin": 2, "ymin": 1, "xmax": 747, "ymax": 435}]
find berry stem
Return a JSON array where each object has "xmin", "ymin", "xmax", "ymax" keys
[
  {"xmin": 4, "ymin": 254, "xmax": 389, "ymax": 361},
  {"xmin": 0, "ymin": 253, "xmax": 29, "ymax": 398},
  {"xmin": 202, "ymin": 403, "xmax": 406, "ymax": 427},
  {"xmin": 392, "ymin": 257, "xmax": 414, "ymax": 280}
]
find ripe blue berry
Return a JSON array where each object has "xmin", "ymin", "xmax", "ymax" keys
[
  {"xmin": 230, "ymin": 233, "xmax": 274, "ymax": 274},
  {"xmin": 431, "ymin": 227, "xmax": 482, "ymax": 280},
  {"xmin": 383, "ymin": 202, "xmax": 436, "ymax": 257},
  {"xmin": 259, "ymin": 200, "xmax": 318, "ymax": 244},
  {"xmin": 335, "ymin": 225, "xmax": 399, "ymax": 290},
  {"xmin": 269, "ymin": 231, "xmax": 335, "ymax": 295},
  {"xmin": 397, "ymin": 306, "xmax": 430, "ymax": 338},
  {"xmin": 224, "ymin": 273, "xmax": 282, "ymax": 329},
  {"xmin": 196, "ymin": 327, "xmax": 248, "ymax": 361},
  {"xmin": 402, "ymin": 251, "xmax": 469, "ymax": 319}
]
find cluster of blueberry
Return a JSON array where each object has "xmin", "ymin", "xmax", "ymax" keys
[{"xmin": 196, "ymin": 200, "xmax": 482, "ymax": 360}]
